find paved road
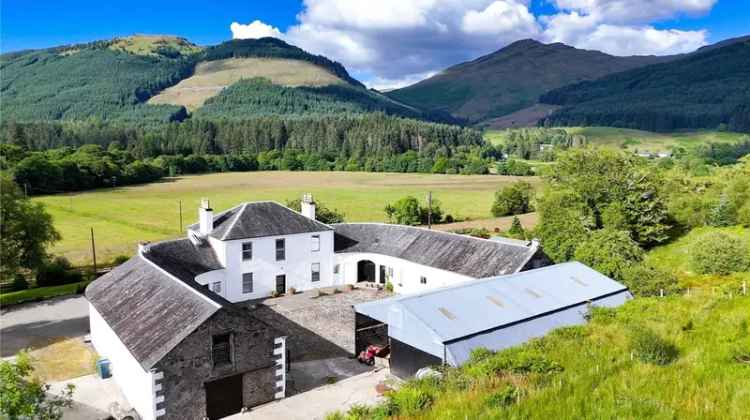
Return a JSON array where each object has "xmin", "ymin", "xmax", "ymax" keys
[{"xmin": 0, "ymin": 295, "xmax": 90, "ymax": 357}]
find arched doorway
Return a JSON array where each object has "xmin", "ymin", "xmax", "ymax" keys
[{"xmin": 357, "ymin": 260, "xmax": 376, "ymax": 283}]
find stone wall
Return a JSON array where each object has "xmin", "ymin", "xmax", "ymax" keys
[{"xmin": 155, "ymin": 307, "xmax": 279, "ymax": 419}]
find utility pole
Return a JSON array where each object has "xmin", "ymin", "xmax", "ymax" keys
[
  {"xmin": 427, "ymin": 191, "xmax": 432, "ymax": 229},
  {"xmin": 90, "ymin": 227, "xmax": 97, "ymax": 276},
  {"xmin": 179, "ymin": 200, "xmax": 183, "ymax": 233}
]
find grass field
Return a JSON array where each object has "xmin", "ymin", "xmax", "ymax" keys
[
  {"xmin": 485, "ymin": 127, "xmax": 748, "ymax": 152},
  {"xmin": 331, "ymin": 281, "xmax": 750, "ymax": 420},
  {"xmin": 148, "ymin": 57, "xmax": 345, "ymax": 110},
  {"xmin": 35, "ymin": 171, "xmax": 538, "ymax": 265}
]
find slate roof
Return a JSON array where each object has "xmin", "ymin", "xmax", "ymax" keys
[
  {"xmin": 86, "ymin": 239, "xmax": 226, "ymax": 369},
  {"xmin": 189, "ymin": 201, "xmax": 332, "ymax": 241},
  {"xmin": 355, "ymin": 262, "xmax": 632, "ymax": 343},
  {"xmin": 333, "ymin": 223, "xmax": 539, "ymax": 278}
]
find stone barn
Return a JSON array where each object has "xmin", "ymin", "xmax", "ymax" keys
[{"xmin": 87, "ymin": 240, "xmax": 286, "ymax": 420}]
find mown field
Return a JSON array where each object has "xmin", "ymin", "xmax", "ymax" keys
[
  {"xmin": 35, "ymin": 171, "xmax": 539, "ymax": 265},
  {"xmin": 485, "ymin": 127, "xmax": 747, "ymax": 152}
]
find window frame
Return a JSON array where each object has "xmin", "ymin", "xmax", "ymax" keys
[
  {"xmin": 242, "ymin": 272, "xmax": 253, "ymax": 294},
  {"xmin": 420, "ymin": 276, "xmax": 427, "ymax": 285},
  {"xmin": 311, "ymin": 263, "xmax": 321, "ymax": 282},
  {"xmin": 311, "ymin": 234, "xmax": 320, "ymax": 252},
  {"xmin": 333, "ymin": 264, "xmax": 340, "ymax": 274},
  {"xmin": 275, "ymin": 238, "xmax": 286, "ymax": 261},
  {"xmin": 211, "ymin": 333, "xmax": 232, "ymax": 368},
  {"xmin": 242, "ymin": 242, "xmax": 253, "ymax": 261},
  {"xmin": 211, "ymin": 281, "xmax": 222, "ymax": 294}
]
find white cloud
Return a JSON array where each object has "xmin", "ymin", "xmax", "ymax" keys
[
  {"xmin": 552, "ymin": 0, "xmax": 717, "ymax": 23},
  {"xmin": 575, "ymin": 25, "xmax": 708, "ymax": 55},
  {"xmin": 229, "ymin": 0, "xmax": 716, "ymax": 88},
  {"xmin": 230, "ymin": 20, "xmax": 282, "ymax": 39},
  {"xmin": 367, "ymin": 70, "xmax": 439, "ymax": 91},
  {"xmin": 462, "ymin": 1, "xmax": 539, "ymax": 36}
]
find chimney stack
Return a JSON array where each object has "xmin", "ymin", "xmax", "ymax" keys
[
  {"xmin": 301, "ymin": 193, "xmax": 316, "ymax": 220},
  {"xmin": 199, "ymin": 198, "xmax": 214, "ymax": 235}
]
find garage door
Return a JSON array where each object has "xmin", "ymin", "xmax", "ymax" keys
[{"xmin": 205, "ymin": 374, "xmax": 243, "ymax": 420}]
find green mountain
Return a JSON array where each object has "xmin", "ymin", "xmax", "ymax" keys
[
  {"xmin": 0, "ymin": 36, "xmax": 426, "ymax": 123},
  {"xmin": 540, "ymin": 38, "xmax": 750, "ymax": 132},
  {"xmin": 386, "ymin": 39, "xmax": 670, "ymax": 124}
]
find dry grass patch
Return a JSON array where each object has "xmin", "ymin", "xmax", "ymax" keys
[
  {"xmin": 28, "ymin": 338, "xmax": 97, "ymax": 382},
  {"xmin": 431, "ymin": 212, "xmax": 539, "ymax": 233},
  {"xmin": 148, "ymin": 58, "xmax": 346, "ymax": 110}
]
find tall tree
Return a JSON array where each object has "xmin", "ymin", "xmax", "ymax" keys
[{"xmin": 0, "ymin": 176, "xmax": 60, "ymax": 281}]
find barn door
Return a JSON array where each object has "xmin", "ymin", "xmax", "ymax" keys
[{"xmin": 205, "ymin": 374, "xmax": 243, "ymax": 420}]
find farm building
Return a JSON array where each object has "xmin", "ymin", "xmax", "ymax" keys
[
  {"xmin": 86, "ymin": 195, "xmax": 551, "ymax": 419},
  {"xmin": 353, "ymin": 262, "xmax": 632, "ymax": 377}
]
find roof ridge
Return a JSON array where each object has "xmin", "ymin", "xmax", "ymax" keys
[
  {"xmin": 334, "ymin": 222, "xmax": 532, "ymax": 248},
  {"xmin": 220, "ymin": 203, "xmax": 248, "ymax": 241}
]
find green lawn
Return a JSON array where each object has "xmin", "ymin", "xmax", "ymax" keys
[
  {"xmin": 485, "ymin": 127, "xmax": 748, "ymax": 152},
  {"xmin": 0, "ymin": 281, "xmax": 89, "ymax": 306},
  {"xmin": 35, "ymin": 171, "xmax": 539, "ymax": 265}
]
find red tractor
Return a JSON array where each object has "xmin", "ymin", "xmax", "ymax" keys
[{"xmin": 357, "ymin": 344, "xmax": 390, "ymax": 366}]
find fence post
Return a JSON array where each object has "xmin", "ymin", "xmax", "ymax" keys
[
  {"xmin": 660, "ymin": 289, "xmax": 664, "ymax": 298},
  {"xmin": 743, "ymin": 281, "xmax": 747, "ymax": 296}
]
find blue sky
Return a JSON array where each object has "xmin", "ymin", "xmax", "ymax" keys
[{"xmin": 2, "ymin": 0, "xmax": 747, "ymax": 88}]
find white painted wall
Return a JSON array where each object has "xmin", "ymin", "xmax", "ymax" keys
[
  {"xmin": 196, "ymin": 230, "xmax": 337, "ymax": 302},
  {"xmin": 335, "ymin": 252, "xmax": 475, "ymax": 294},
  {"xmin": 89, "ymin": 304, "xmax": 156, "ymax": 420}
]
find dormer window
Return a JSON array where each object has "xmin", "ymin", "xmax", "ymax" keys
[
  {"xmin": 276, "ymin": 239, "xmax": 285, "ymax": 261},
  {"xmin": 242, "ymin": 242, "xmax": 252, "ymax": 260}
]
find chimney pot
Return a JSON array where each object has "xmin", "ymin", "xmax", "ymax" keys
[
  {"xmin": 301, "ymin": 193, "xmax": 316, "ymax": 220},
  {"xmin": 199, "ymin": 198, "xmax": 214, "ymax": 235}
]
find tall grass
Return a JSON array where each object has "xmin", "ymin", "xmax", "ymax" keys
[{"xmin": 332, "ymin": 287, "xmax": 750, "ymax": 419}]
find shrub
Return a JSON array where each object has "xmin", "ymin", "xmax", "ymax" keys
[
  {"xmin": 112, "ymin": 255, "xmax": 129, "ymax": 266},
  {"xmin": 35, "ymin": 257, "xmax": 81, "ymax": 287},
  {"xmin": 690, "ymin": 231, "xmax": 750, "ymax": 275},
  {"xmin": 388, "ymin": 387, "xmax": 434, "ymax": 415},
  {"xmin": 384, "ymin": 281, "xmax": 394, "ymax": 292},
  {"xmin": 507, "ymin": 216, "xmax": 526, "ymax": 239},
  {"xmin": 491, "ymin": 181, "xmax": 535, "ymax": 217},
  {"xmin": 620, "ymin": 263, "xmax": 680, "ymax": 297},
  {"xmin": 630, "ymin": 327, "xmax": 679, "ymax": 365},
  {"xmin": 452, "ymin": 227, "xmax": 491, "ymax": 239},
  {"xmin": 485, "ymin": 385, "xmax": 520, "ymax": 408},
  {"xmin": 11, "ymin": 274, "xmax": 29, "ymax": 291},
  {"xmin": 574, "ymin": 229, "xmax": 644, "ymax": 281}
]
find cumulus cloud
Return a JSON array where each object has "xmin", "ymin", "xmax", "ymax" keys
[
  {"xmin": 230, "ymin": 20, "xmax": 282, "ymax": 39},
  {"xmin": 230, "ymin": 0, "xmax": 716, "ymax": 88}
]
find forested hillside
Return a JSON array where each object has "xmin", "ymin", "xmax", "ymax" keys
[
  {"xmin": 199, "ymin": 37, "xmax": 364, "ymax": 88},
  {"xmin": 387, "ymin": 39, "xmax": 668, "ymax": 124},
  {"xmin": 540, "ymin": 39, "xmax": 750, "ymax": 132},
  {"xmin": 0, "ymin": 41, "xmax": 193, "ymax": 122},
  {"xmin": 194, "ymin": 78, "xmax": 424, "ymax": 119}
]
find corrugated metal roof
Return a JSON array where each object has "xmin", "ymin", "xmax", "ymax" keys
[{"xmin": 355, "ymin": 261, "xmax": 630, "ymax": 343}]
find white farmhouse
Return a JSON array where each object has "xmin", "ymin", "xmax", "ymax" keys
[{"xmin": 86, "ymin": 194, "xmax": 550, "ymax": 420}]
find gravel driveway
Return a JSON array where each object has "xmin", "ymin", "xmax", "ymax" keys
[
  {"xmin": 252, "ymin": 287, "xmax": 390, "ymax": 362},
  {"xmin": 0, "ymin": 296, "xmax": 90, "ymax": 357}
]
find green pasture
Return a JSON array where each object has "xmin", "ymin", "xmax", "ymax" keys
[{"xmin": 35, "ymin": 171, "xmax": 538, "ymax": 265}]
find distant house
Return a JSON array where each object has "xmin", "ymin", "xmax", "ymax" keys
[
  {"xmin": 87, "ymin": 195, "xmax": 551, "ymax": 420},
  {"xmin": 354, "ymin": 262, "xmax": 632, "ymax": 377}
]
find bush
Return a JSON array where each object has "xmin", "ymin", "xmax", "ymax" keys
[
  {"xmin": 485, "ymin": 385, "xmax": 521, "ymax": 408},
  {"xmin": 452, "ymin": 228, "xmax": 491, "ymax": 239},
  {"xmin": 690, "ymin": 231, "xmax": 750, "ymax": 275},
  {"xmin": 384, "ymin": 281, "xmax": 394, "ymax": 292},
  {"xmin": 112, "ymin": 255, "xmax": 129, "ymax": 266},
  {"xmin": 35, "ymin": 257, "xmax": 81, "ymax": 287},
  {"xmin": 620, "ymin": 263, "xmax": 680, "ymax": 297},
  {"xmin": 630, "ymin": 327, "xmax": 679, "ymax": 365},
  {"xmin": 574, "ymin": 229, "xmax": 644, "ymax": 281},
  {"xmin": 491, "ymin": 181, "xmax": 535, "ymax": 217},
  {"xmin": 11, "ymin": 274, "xmax": 29, "ymax": 291}
]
